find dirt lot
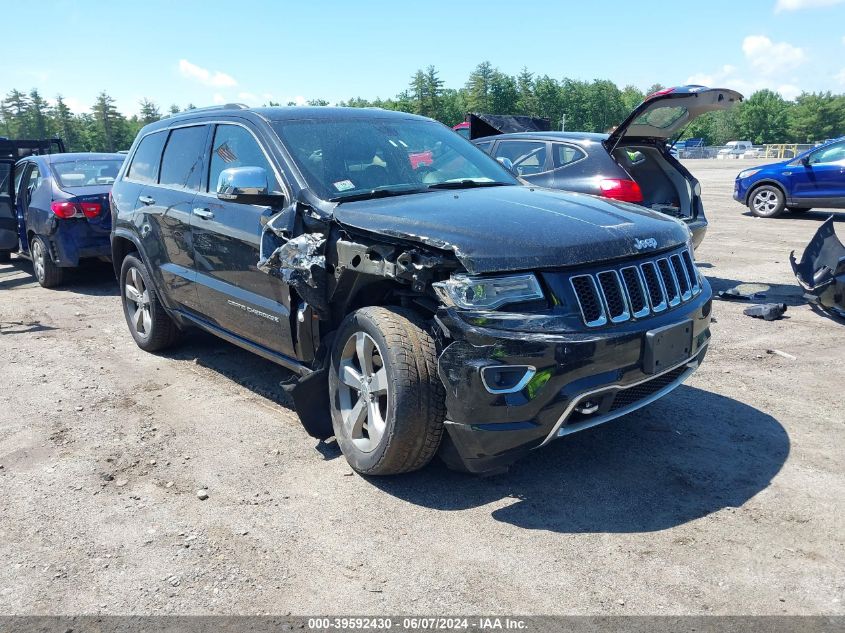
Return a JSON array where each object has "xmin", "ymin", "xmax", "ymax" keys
[{"xmin": 0, "ymin": 160, "xmax": 842, "ymax": 616}]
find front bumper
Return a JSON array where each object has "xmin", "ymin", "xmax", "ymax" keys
[{"xmin": 435, "ymin": 281, "xmax": 713, "ymax": 473}]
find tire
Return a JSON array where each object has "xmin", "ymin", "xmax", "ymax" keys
[
  {"xmin": 120, "ymin": 253, "xmax": 181, "ymax": 352},
  {"xmin": 328, "ymin": 306, "xmax": 446, "ymax": 475},
  {"xmin": 748, "ymin": 185, "xmax": 785, "ymax": 218},
  {"xmin": 788, "ymin": 207, "xmax": 811, "ymax": 213},
  {"xmin": 30, "ymin": 235, "xmax": 63, "ymax": 288},
  {"xmin": 0, "ymin": 251, "xmax": 10, "ymax": 263}
]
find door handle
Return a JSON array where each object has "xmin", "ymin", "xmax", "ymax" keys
[
  {"xmin": 138, "ymin": 195, "xmax": 155, "ymax": 206},
  {"xmin": 192, "ymin": 207, "xmax": 214, "ymax": 220}
]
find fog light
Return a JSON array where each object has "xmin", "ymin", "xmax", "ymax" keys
[{"xmin": 481, "ymin": 365, "xmax": 536, "ymax": 394}]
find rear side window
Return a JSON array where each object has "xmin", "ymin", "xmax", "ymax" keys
[
  {"xmin": 475, "ymin": 140, "xmax": 493, "ymax": 154},
  {"xmin": 159, "ymin": 126, "xmax": 208, "ymax": 190},
  {"xmin": 208, "ymin": 125, "xmax": 276, "ymax": 193},
  {"xmin": 553, "ymin": 144, "xmax": 586, "ymax": 168},
  {"xmin": 494, "ymin": 140, "xmax": 548, "ymax": 176},
  {"xmin": 127, "ymin": 131, "xmax": 167, "ymax": 183}
]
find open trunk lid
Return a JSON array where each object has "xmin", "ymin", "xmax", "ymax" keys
[
  {"xmin": 605, "ymin": 86, "xmax": 743, "ymax": 152},
  {"xmin": 467, "ymin": 113, "xmax": 551, "ymax": 140}
]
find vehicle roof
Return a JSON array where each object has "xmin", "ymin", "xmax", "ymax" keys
[
  {"xmin": 147, "ymin": 105, "xmax": 431, "ymax": 130},
  {"xmin": 24, "ymin": 152, "xmax": 126, "ymax": 164},
  {"xmin": 475, "ymin": 131, "xmax": 610, "ymax": 144}
]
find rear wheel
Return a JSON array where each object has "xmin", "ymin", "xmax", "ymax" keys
[
  {"xmin": 329, "ymin": 306, "xmax": 445, "ymax": 475},
  {"xmin": 748, "ymin": 185, "xmax": 785, "ymax": 218},
  {"xmin": 120, "ymin": 253, "xmax": 181, "ymax": 352},
  {"xmin": 30, "ymin": 235, "xmax": 63, "ymax": 288}
]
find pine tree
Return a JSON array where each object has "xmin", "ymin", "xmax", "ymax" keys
[
  {"xmin": 91, "ymin": 91, "xmax": 123, "ymax": 152},
  {"xmin": 465, "ymin": 62, "xmax": 495, "ymax": 112},
  {"xmin": 139, "ymin": 98, "xmax": 161, "ymax": 124},
  {"xmin": 51, "ymin": 95, "xmax": 80, "ymax": 150},
  {"xmin": 28, "ymin": 89, "xmax": 50, "ymax": 139}
]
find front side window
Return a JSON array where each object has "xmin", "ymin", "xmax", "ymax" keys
[
  {"xmin": 208, "ymin": 125, "xmax": 278, "ymax": 193},
  {"xmin": 809, "ymin": 141, "xmax": 845, "ymax": 165},
  {"xmin": 52, "ymin": 159, "xmax": 124, "ymax": 188},
  {"xmin": 553, "ymin": 144, "xmax": 586, "ymax": 168},
  {"xmin": 127, "ymin": 131, "xmax": 167, "ymax": 184},
  {"xmin": 14, "ymin": 163, "xmax": 27, "ymax": 197},
  {"xmin": 494, "ymin": 140, "xmax": 548, "ymax": 176},
  {"xmin": 159, "ymin": 126, "xmax": 208, "ymax": 190},
  {"xmin": 271, "ymin": 118, "xmax": 517, "ymax": 201}
]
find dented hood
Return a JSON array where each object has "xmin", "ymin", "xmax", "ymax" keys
[{"xmin": 332, "ymin": 186, "xmax": 690, "ymax": 273}]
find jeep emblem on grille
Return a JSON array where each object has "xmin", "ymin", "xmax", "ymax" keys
[{"xmin": 634, "ymin": 237, "xmax": 658, "ymax": 250}]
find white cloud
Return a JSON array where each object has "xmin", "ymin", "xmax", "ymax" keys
[
  {"xmin": 686, "ymin": 62, "xmax": 802, "ymax": 101},
  {"xmin": 742, "ymin": 35, "xmax": 806, "ymax": 74},
  {"xmin": 178, "ymin": 59, "xmax": 237, "ymax": 88},
  {"xmin": 212, "ymin": 93, "xmax": 226, "ymax": 105},
  {"xmin": 774, "ymin": 0, "xmax": 843, "ymax": 11},
  {"xmin": 237, "ymin": 92, "xmax": 260, "ymax": 105},
  {"xmin": 836, "ymin": 69, "xmax": 845, "ymax": 84}
]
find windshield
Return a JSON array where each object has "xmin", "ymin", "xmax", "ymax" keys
[
  {"xmin": 271, "ymin": 118, "xmax": 518, "ymax": 201},
  {"xmin": 632, "ymin": 106, "xmax": 688, "ymax": 129},
  {"xmin": 52, "ymin": 159, "xmax": 124, "ymax": 188}
]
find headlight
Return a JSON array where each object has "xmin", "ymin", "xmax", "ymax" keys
[
  {"xmin": 433, "ymin": 273, "xmax": 544, "ymax": 310},
  {"xmin": 738, "ymin": 169, "xmax": 760, "ymax": 180}
]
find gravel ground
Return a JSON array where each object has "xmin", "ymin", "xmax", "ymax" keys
[{"xmin": 0, "ymin": 160, "xmax": 842, "ymax": 616}]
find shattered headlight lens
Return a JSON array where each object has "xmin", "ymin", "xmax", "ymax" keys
[
  {"xmin": 738, "ymin": 169, "xmax": 760, "ymax": 180},
  {"xmin": 433, "ymin": 273, "xmax": 544, "ymax": 310}
]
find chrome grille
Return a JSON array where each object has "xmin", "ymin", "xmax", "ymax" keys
[{"xmin": 569, "ymin": 248, "xmax": 703, "ymax": 327}]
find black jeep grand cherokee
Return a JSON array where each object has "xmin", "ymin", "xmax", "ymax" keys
[{"xmin": 110, "ymin": 105, "xmax": 712, "ymax": 475}]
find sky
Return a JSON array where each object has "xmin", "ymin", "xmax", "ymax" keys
[{"xmin": 3, "ymin": 0, "xmax": 845, "ymax": 116}]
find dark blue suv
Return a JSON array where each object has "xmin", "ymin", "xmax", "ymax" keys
[{"xmin": 734, "ymin": 137, "xmax": 845, "ymax": 218}]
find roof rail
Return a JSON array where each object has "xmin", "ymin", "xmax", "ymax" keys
[{"xmin": 161, "ymin": 103, "xmax": 249, "ymax": 119}]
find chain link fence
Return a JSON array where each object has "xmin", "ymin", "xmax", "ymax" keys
[{"xmin": 677, "ymin": 143, "xmax": 818, "ymax": 160}]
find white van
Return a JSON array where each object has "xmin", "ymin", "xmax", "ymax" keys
[{"xmin": 717, "ymin": 140, "xmax": 753, "ymax": 159}]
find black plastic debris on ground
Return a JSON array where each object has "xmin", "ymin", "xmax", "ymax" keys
[{"xmin": 743, "ymin": 303, "xmax": 787, "ymax": 321}]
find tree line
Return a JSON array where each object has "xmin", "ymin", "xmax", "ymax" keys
[{"xmin": 2, "ymin": 62, "xmax": 844, "ymax": 152}]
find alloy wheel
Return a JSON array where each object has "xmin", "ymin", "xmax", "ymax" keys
[
  {"xmin": 124, "ymin": 267, "xmax": 152, "ymax": 338},
  {"xmin": 752, "ymin": 189, "xmax": 779, "ymax": 215},
  {"xmin": 31, "ymin": 239, "xmax": 45, "ymax": 282},
  {"xmin": 336, "ymin": 331, "xmax": 389, "ymax": 453}
]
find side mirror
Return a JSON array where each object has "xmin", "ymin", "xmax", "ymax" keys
[
  {"xmin": 800, "ymin": 156, "xmax": 811, "ymax": 167},
  {"xmin": 217, "ymin": 166, "xmax": 284, "ymax": 206},
  {"xmin": 496, "ymin": 156, "xmax": 515, "ymax": 173}
]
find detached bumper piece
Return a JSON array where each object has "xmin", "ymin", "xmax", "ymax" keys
[{"xmin": 790, "ymin": 216, "xmax": 845, "ymax": 319}]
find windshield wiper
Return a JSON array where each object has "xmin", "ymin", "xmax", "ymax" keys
[
  {"xmin": 329, "ymin": 185, "xmax": 429, "ymax": 203},
  {"xmin": 426, "ymin": 180, "xmax": 512, "ymax": 190}
]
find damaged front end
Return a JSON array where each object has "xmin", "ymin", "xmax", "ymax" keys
[{"xmin": 790, "ymin": 216, "xmax": 845, "ymax": 319}]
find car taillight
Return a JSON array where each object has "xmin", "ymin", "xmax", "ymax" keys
[
  {"xmin": 50, "ymin": 201, "xmax": 80, "ymax": 218},
  {"xmin": 80, "ymin": 202, "xmax": 101, "ymax": 218},
  {"xmin": 50, "ymin": 201, "xmax": 102, "ymax": 218},
  {"xmin": 599, "ymin": 178, "xmax": 644, "ymax": 203}
]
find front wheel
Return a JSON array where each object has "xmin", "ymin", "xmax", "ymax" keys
[
  {"xmin": 30, "ymin": 235, "xmax": 63, "ymax": 288},
  {"xmin": 120, "ymin": 253, "xmax": 181, "ymax": 352},
  {"xmin": 329, "ymin": 306, "xmax": 445, "ymax": 475},
  {"xmin": 748, "ymin": 185, "xmax": 785, "ymax": 218}
]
